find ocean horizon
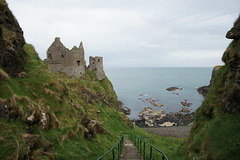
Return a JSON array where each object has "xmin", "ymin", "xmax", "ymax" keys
[{"xmin": 105, "ymin": 67, "xmax": 213, "ymax": 119}]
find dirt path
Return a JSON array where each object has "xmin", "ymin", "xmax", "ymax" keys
[
  {"xmin": 143, "ymin": 126, "xmax": 191, "ymax": 138},
  {"xmin": 121, "ymin": 139, "xmax": 142, "ymax": 160}
]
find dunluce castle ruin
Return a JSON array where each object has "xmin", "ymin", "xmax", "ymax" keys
[{"xmin": 44, "ymin": 37, "xmax": 105, "ymax": 80}]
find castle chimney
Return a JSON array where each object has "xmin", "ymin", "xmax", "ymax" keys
[{"xmin": 55, "ymin": 37, "xmax": 60, "ymax": 41}]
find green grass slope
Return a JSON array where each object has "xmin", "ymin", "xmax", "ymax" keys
[
  {"xmin": 0, "ymin": 44, "xmax": 183, "ymax": 160},
  {"xmin": 176, "ymin": 17, "xmax": 240, "ymax": 160}
]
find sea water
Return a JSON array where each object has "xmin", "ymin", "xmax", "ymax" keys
[{"xmin": 105, "ymin": 67, "xmax": 212, "ymax": 120}]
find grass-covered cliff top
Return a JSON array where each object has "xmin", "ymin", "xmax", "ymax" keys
[
  {"xmin": 177, "ymin": 16, "xmax": 240, "ymax": 159},
  {"xmin": 0, "ymin": 44, "xmax": 183, "ymax": 160}
]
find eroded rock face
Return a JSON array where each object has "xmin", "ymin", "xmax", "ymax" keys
[
  {"xmin": 0, "ymin": 1, "xmax": 26, "ymax": 77},
  {"xmin": 221, "ymin": 15, "xmax": 240, "ymax": 113},
  {"xmin": 120, "ymin": 106, "xmax": 131, "ymax": 115},
  {"xmin": 81, "ymin": 112, "xmax": 108, "ymax": 140},
  {"xmin": 197, "ymin": 66, "xmax": 222, "ymax": 96},
  {"xmin": 226, "ymin": 16, "xmax": 240, "ymax": 39},
  {"xmin": 22, "ymin": 134, "xmax": 55, "ymax": 160}
]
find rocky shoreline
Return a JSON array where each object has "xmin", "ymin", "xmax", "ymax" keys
[
  {"xmin": 133, "ymin": 110, "xmax": 195, "ymax": 128},
  {"xmin": 134, "ymin": 87, "xmax": 195, "ymax": 128}
]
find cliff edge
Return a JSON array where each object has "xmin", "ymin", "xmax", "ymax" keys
[
  {"xmin": 177, "ymin": 15, "xmax": 240, "ymax": 159},
  {"xmin": 197, "ymin": 66, "xmax": 222, "ymax": 96}
]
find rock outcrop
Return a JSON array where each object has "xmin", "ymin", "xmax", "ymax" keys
[
  {"xmin": 166, "ymin": 87, "xmax": 183, "ymax": 91},
  {"xmin": 226, "ymin": 15, "xmax": 240, "ymax": 39},
  {"xmin": 0, "ymin": 1, "xmax": 25, "ymax": 77},
  {"xmin": 81, "ymin": 112, "xmax": 108, "ymax": 140},
  {"xmin": 221, "ymin": 15, "xmax": 240, "ymax": 113},
  {"xmin": 138, "ymin": 107, "xmax": 166, "ymax": 127},
  {"xmin": 135, "ymin": 108, "xmax": 195, "ymax": 127},
  {"xmin": 22, "ymin": 134, "xmax": 55, "ymax": 160},
  {"xmin": 197, "ymin": 65, "xmax": 222, "ymax": 96},
  {"xmin": 182, "ymin": 15, "xmax": 240, "ymax": 159}
]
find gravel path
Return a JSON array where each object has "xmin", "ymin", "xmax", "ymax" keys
[{"xmin": 142, "ymin": 126, "xmax": 191, "ymax": 138}]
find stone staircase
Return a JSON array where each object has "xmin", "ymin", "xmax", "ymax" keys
[{"xmin": 121, "ymin": 139, "xmax": 142, "ymax": 160}]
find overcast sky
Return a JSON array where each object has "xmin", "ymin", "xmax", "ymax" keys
[{"xmin": 7, "ymin": 0, "xmax": 240, "ymax": 67}]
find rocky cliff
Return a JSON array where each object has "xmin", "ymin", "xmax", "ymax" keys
[
  {"xmin": 222, "ymin": 15, "xmax": 240, "ymax": 113},
  {"xmin": 197, "ymin": 65, "xmax": 222, "ymax": 96},
  {"xmin": 177, "ymin": 15, "xmax": 240, "ymax": 159},
  {"xmin": 0, "ymin": 0, "xmax": 25, "ymax": 77}
]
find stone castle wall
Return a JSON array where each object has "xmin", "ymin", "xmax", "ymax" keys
[{"xmin": 45, "ymin": 37, "xmax": 105, "ymax": 80}]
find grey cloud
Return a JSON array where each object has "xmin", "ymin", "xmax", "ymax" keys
[{"xmin": 7, "ymin": 0, "xmax": 240, "ymax": 67}]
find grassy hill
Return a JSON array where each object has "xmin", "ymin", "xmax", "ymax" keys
[
  {"xmin": 0, "ymin": 42, "xmax": 183, "ymax": 159},
  {"xmin": 0, "ymin": 1, "xmax": 183, "ymax": 159}
]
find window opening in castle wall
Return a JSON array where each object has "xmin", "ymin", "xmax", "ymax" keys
[
  {"xmin": 77, "ymin": 60, "xmax": 80, "ymax": 66},
  {"xmin": 49, "ymin": 54, "xmax": 52, "ymax": 60}
]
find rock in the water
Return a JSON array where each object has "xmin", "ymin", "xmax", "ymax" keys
[
  {"xmin": 144, "ymin": 97, "xmax": 163, "ymax": 107},
  {"xmin": 197, "ymin": 86, "xmax": 211, "ymax": 97},
  {"xmin": 151, "ymin": 102, "xmax": 163, "ymax": 107},
  {"xmin": 138, "ymin": 107, "xmax": 166, "ymax": 127},
  {"xmin": 181, "ymin": 101, "xmax": 192, "ymax": 107},
  {"xmin": 181, "ymin": 108, "xmax": 190, "ymax": 113},
  {"xmin": 166, "ymin": 87, "xmax": 183, "ymax": 91}
]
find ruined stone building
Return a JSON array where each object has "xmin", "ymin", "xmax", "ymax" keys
[{"xmin": 44, "ymin": 37, "xmax": 105, "ymax": 80}]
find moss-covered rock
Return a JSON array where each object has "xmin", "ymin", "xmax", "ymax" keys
[
  {"xmin": 0, "ymin": 0, "xmax": 25, "ymax": 77},
  {"xmin": 177, "ymin": 15, "xmax": 240, "ymax": 160}
]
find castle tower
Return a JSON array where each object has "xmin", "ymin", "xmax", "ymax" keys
[{"xmin": 87, "ymin": 56, "xmax": 106, "ymax": 80}]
